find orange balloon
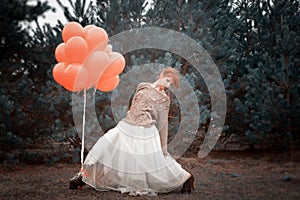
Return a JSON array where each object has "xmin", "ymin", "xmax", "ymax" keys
[
  {"xmin": 53, "ymin": 62, "xmax": 67, "ymax": 86},
  {"xmin": 83, "ymin": 51, "xmax": 110, "ymax": 86},
  {"xmin": 64, "ymin": 63, "xmax": 89, "ymax": 91},
  {"xmin": 65, "ymin": 36, "xmax": 89, "ymax": 64},
  {"xmin": 96, "ymin": 75, "xmax": 120, "ymax": 92},
  {"xmin": 55, "ymin": 43, "xmax": 67, "ymax": 62},
  {"xmin": 84, "ymin": 27, "xmax": 108, "ymax": 51},
  {"xmin": 62, "ymin": 22, "xmax": 84, "ymax": 42},
  {"xmin": 102, "ymin": 52, "xmax": 126, "ymax": 78},
  {"xmin": 83, "ymin": 25, "xmax": 96, "ymax": 34},
  {"xmin": 104, "ymin": 44, "xmax": 112, "ymax": 54}
]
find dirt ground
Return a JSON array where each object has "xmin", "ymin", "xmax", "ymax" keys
[{"xmin": 1, "ymin": 150, "xmax": 300, "ymax": 200}]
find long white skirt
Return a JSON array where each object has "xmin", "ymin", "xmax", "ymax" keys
[{"xmin": 82, "ymin": 121, "xmax": 190, "ymax": 196}]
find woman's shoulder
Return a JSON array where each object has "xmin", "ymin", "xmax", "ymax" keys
[
  {"xmin": 138, "ymin": 82, "xmax": 151, "ymax": 86},
  {"xmin": 136, "ymin": 82, "xmax": 152, "ymax": 89}
]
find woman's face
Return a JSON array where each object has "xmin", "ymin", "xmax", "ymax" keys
[{"xmin": 157, "ymin": 76, "xmax": 173, "ymax": 89}]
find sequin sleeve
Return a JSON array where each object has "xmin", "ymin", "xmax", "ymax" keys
[
  {"xmin": 152, "ymin": 103, "xmax": 169, "ymax": 155},
  {"xmin": 122, "ymin": 82, "xmax": 170, "ymax": 154}
]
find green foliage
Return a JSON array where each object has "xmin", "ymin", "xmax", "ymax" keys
[
  {"xmin": 93, "ymin": 0, "xmax": 149, "ymax": 34},
  {"xmin": 0, "ymin": 0, "xmax": 76, "ymax": 164},
  {"xmin": 228, "ymin": 0, "xmax": 300, "ymax": 147},
  {"xmin": 0, "ymin": 0, "xmax": 52, "ymax": 74},
  {"xmin": 56, "ymin": 0, "xmax": 95, "ymax": 26}
]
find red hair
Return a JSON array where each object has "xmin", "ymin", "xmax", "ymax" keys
[{"xmin": 159, "ymin": 67, "xmax": 180, "ymax": 89}]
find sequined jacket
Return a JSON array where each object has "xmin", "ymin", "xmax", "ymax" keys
[{"xmin": 122, "ymin": 82, "xmax": 170, "ymax": 155}]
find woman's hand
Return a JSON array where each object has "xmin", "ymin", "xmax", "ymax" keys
[{"xmin": 162, "ymin": 146, "xmax": 168, "ymax": 158}]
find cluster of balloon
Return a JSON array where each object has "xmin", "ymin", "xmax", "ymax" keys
[{"xmin": 53, "ymin": 22, "xmax": 125, "ymax": 92}]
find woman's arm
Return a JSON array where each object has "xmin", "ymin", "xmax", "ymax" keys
[
  {"xmin": 159, "ymin": 119, "xmax": 168, "ymax": 156},
  {"xmin": 156, "ymin": 107, "xmax": 169, "ymax": 156}
]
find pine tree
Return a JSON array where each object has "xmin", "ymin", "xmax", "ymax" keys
[
  {"xmin": 56, "ymin": 0, "xmax": 95, "ymax": 26},
  {"xmin": 0, "ymin": 0, "xmax": 51, "ymax": 76},
  {"xmin": 0, "ymin": 0, "xmax": 59, "ymax": 164},
  {"xmin": 229, "ymin": 0, "xmax": 300, "ymax": 148}
]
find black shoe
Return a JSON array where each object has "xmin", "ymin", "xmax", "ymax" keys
[
  {"xmin": 69, "ymin": 172, "xmax": 86, "ymax": 190},
  {"xmin": 181, "ymin": 173, "xmax": 195, "ymax": 194}
]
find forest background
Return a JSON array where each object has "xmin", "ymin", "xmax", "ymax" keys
[{"xmin": 0, "ymin": 0, "xmax": 299, "ymax": 166}]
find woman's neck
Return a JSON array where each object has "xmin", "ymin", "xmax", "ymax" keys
[{"xmin": 151, "ymin": 82, "xmax": 163, "ymax": 91}]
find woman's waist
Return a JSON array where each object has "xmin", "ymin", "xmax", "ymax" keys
[
  {"xmin": 122, "ymin": 112, "xmax": 156, "ymax": 127},
  {"xmin": 117, "ymin": 120, "xmax": 159, "ymax": 139}
]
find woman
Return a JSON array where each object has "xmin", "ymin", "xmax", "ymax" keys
[{"xmin": 69, "ymin": 67, "xmax": 194, "ymax": 196}]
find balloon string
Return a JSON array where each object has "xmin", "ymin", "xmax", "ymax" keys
[{"xmin": 81, "ymin": 89, "xmax": 86, "ymax": 167}]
